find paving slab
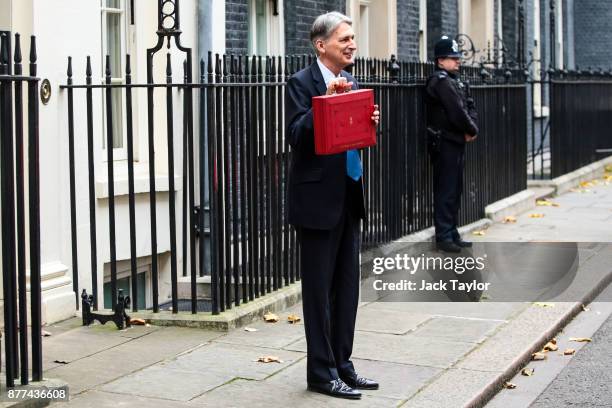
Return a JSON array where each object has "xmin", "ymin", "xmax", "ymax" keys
[
  {"xmin": 161, "ymin": 342, "xmax": 305, "ymax": 380},
  {"xmin": 401, "ymin": 368, "xmax": 494, "ymax": 408},
  {"xmin": 100, "ymin": 365, "xmax": 232, "ymax": 401},
  {"xmin": 266, "ymin": 357, "xmax": 442, "ymax": 401},
  {"xmin": 188, "ymin": 379, "xmax": 401, "ymax": 408},
  {"xmin": 285, "ymin": 331, "xmax": 476, "ymax": 369},
  {"xmin": 54, "ymin": 390, "xmax": 193, "ymax": 408},
  {"xmin": 410, "ymin": 316, "xmax": 502, "ymax": 344}
]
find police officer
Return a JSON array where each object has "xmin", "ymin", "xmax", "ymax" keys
[{"xmin": 425, "ymin": 36, "xmax": 479, "ymax": 253}]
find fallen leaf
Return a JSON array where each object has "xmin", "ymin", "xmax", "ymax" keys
[
  {"xmin": 244, "ymin": 327, "xmax": 258, "ymax": 332},
  {"xmin": 582, "ymin": 304, "xmax": 590, "ymax": 312},
  {"xmin": 543, "ymin": 341, "xmax": 558, "ymax": 352},
  {"xmin": 263, "ymin": 312, "xmax": 279, "ymax": 323},
  {"xmin": 53, "ymin": 360, "xmax": 69, "ymax": 364},
  {"xmin": 550, "ymin": 338, "xmax": 557, "ymax": 345},
  {"xmin": 580, "ymin": 181, "xmax": 594, "ymax": 188},
  {"xmin": 569, "ymin": 337, "xmax": 592, "ymax": 343},
  {"xmin": 254, "ymin": 355, "xmax": 283, "ymax": 363},
  {"xmin": 605, "ymin": 164, "xmax": 612, "ymax": 172},
  {"xmin": 503, "ymin": 216, "xmax": 517, "ymax": 223},
  {"xmin": 531, "ymin": 352, "xmax": 547, "ymax": 361},
  {"xmin": 564, "ymin": 348, "xmax": 576, "ymax": 355},
  {"xmin": 528, "ymin": 213, "xmax": 545, "ymax": 218},
  {"xmin": 602, "ymin": 174, "xmax": 612, "ymax": 182},
  {"xmin": 472, "ymin": 230, "xmax": 486, "ymax": 236},
  {"xmin": 130, "ymin": 318, "xmax": 146, "ymax": 325},
  {"xmin": 287, "ymin": 314, "xmax": 301, "ymax": 324},
  {"xmin": 521, "ymin": 368, "xmax": 535, "ymax": 376},
  {"xmin": 503, "ymin": 382, "xmax": 517, "ymax": 389},
  {"xmin": 534, "ymin": 302, "xmax": 555, "ymax": 308}
]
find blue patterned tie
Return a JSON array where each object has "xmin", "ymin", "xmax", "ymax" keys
[{"xmin": 346, "ymin": 149, "xmax": 362, "ymax": 181}]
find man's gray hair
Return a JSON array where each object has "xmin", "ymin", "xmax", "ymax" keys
[{"xmin": 310, "ymin": 12, "xmax": 353, "ymax": 55}]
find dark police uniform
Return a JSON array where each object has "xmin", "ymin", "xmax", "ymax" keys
[{"xmin": 425, "ymin": 36, "xmax": 478, "ymax": 250}]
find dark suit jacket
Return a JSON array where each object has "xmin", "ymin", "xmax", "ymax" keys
[{"xmin": 285, "ymin": 61, "xmax": 366, "ymax": 230}]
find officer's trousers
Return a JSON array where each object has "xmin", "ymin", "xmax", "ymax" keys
[{"xmin": 431, "ymin": 139, "xmax": 465, "ymax": 242}]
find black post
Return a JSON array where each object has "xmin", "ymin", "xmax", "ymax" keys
[
  {"xmin": 1, "ymin": 30, "xmax": 17, "ymax": 388},
  {"xmin": 105, "ymin": 55, "xmax": 118, "ymax": 310},
  {"xmin": 85, "ymin": 56, "xmax": 99, "ymax": 310},
  {"xmin": 28, "ymin": 34, "xmax": 43, "ymax": 382},
  {"xmin": 14, "ymin": 33, "xmax": 30, "ymax": 386},
  {"xmin": 125, "ymin": 54, "xmax": 138, "ymax": 311}
]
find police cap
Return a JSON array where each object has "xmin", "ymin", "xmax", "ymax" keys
[{"xmin": 434, "ymin": 36, "xmax": 462, "ymax": 59}]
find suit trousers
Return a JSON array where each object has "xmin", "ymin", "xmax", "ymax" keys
[
  {"xmin": 431, "ymin": 139, "xmax": 465, "ymax": 242},
  {"xmin": 297, "ymin": 180, "xmax": 361, "ymax": 384}
]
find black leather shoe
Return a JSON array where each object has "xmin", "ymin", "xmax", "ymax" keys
[
  {"xmin": 436, "ymin": 241, "xmax": 461, "ymax": 253},
  {"xmin": 307, "ymin": 379, "xmax": 361, "ymax": 399},
  {"xmin": 341, "ymin": 373, "xmax": 380, "ymax": 390},
  {"xmin": 454, "ymin": 239, "xmax": 472, "ymax": 248}
]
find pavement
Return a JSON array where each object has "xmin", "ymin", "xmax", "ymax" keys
[
  {"xmin": 488, "ymin": 284, "xmax": 612, "ymax": 408},
  {"xmin": 8, "ymin": 169, "xmax": 611, "ymax": 407}
]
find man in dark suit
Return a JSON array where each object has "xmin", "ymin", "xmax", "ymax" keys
[{"xmin": 285, "ymin": 11, "xmax": 380, "ymax": 400}]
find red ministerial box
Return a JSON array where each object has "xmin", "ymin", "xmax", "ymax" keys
[{"xmin": 312, "ymin": 89, "xmax": 376, "ymax": 155}]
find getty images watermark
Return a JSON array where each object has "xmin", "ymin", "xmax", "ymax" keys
[{"xmin": 370, "ymin": 253, "xmax": 491, "ymax": 293}]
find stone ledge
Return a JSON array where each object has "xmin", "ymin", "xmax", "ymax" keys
[
  {"xmin": 484, "ymin": 190, "xmax": 536, "ymax": 223},
  {"xmin": 130, "ymin": 283, "xmax": 302, "ymax": 332},
  {"xmin": 528, "ymin": 155, "xmax": 612, "ymax": 195}
]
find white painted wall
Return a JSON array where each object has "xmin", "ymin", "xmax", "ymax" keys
[{"xmin": 1, "ymin": 0, "xmax": 200, "ymax": 322}]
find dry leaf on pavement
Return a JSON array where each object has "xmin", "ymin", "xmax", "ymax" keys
[
  {"xmin": 472, "ymin": 230, "xmax": 486, "ymax": 236},
  {"xmin": 244, "ymin": 327, "xmax": 258, "ymax": 332},
  {"xmin": 536, "ymin": 199, "xmax": 559, "ymax": 207},
  {"xmin": 287, "ymin": 314, "xmax": 301, "ymax": 324},
  {"xmin": 563, "ymin": 348, "xmax": 576, "ymax": 355},
  {"xmin": 534, "ymin": 302, "xmax": 555, "ymax": 308},
  {"xmin": 254, "ymin": 355, "xmax": 283, "ymax": 363},
  {"xmin": 503, "ymin": 216, "xmax": 517, "ymax": 223},
  {"xmin": 130, "ymin": 318, "xmax": 146, "ymax": 325},
  {"xmin": 543, "ymin": 341, "xmax": 558, "ymax": 352},
  {"xmin": 503, "ymin": 382, "xmax": 517, "ymax": 389},
  {"xmin": 582, "ymin": 304, "xmax": 590, "ymax": 312},
  {"xmin": 528, "ymin": 213, "xmax": 545, "ymax": 218},
  {"xmin": 605, "ymin": 164, "xmax": 612, "ymax": 172},
  {"xmin": 569, "ymin": 337, "xmax": 592, "ymax": 343},
  {"xmin": 521, "ymin": 368, "xmax": 535, "ymax": 376},
  {"xmin": 531, "ymin": 352, "xmax": 547, "ymax": 361},
  {"xmin": 263, "ymin": 312, "xmax": 279, "ymax": 323},
  {"xmin": 580, "ymin": 181, "xmax": 594, "ymax": 188}
]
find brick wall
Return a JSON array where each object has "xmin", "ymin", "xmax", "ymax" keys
[
  {"xmin": 427, "ymin": 0, "xmax": 458, "ymax": 59},
  {"xmin": 225, "ymin": 0, "xmax": 249, "ymax": 55},
  {"xmin": 284, "ymin": 0, "xmax": 346, "ymax": 55},
  {"xmin": 397, "ymin": 0, "xmax": 421, "ymax": 61}
]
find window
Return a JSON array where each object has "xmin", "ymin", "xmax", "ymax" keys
[
  {"xmin": 248, "ymin": 0, "xmax": 285, "ymax": 55},
  {"xmin": 101, "ymin": 0, "xmax": 127, "ymax": 158},
  {"xmin": 419, "ymin": 0, "xmax": 427, "ymax": 61},
  {"xmin": 346, "ymin": 0, "xmax": 396, "ymax": 59}
]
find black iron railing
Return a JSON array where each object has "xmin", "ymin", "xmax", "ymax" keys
[
  {"xmin": 61, "ymin": 51, "xmax": 528, "ymax": 316},
  {"xmin": 550, "ymin": 71, "xmax": 612, "ymax": 177},
  {"xmin": 0, "ymin": 31, "xmax": 43, "ymax": 390}
]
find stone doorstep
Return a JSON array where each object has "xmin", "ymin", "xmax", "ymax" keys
[
  {"xmin": 0, "ymin": 378, "xmax": 68, "ymax": 408},
  {"xmin": 129, "ymin": 282, "xmax": 301, "ymax": 332},
  {"xmin": 406, "ymin": 263, "xmax": 612, "ymax": 408}
]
